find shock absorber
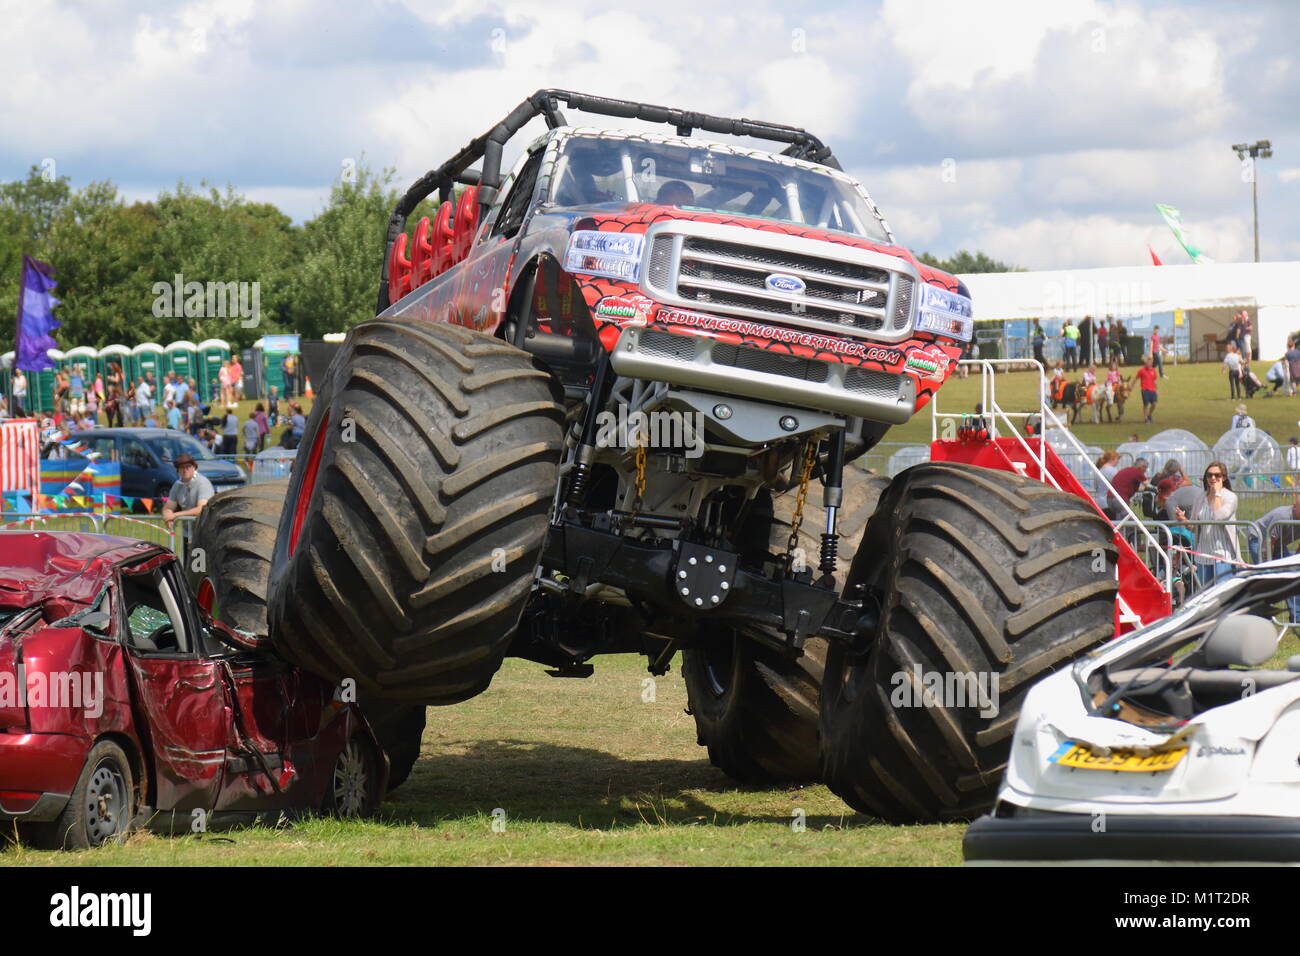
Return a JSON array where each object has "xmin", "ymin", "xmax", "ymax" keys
[
  {"xmin": 819, "ymin": 428, "xmax": 847, "ymax": 579},
  {"xmin": 565, "ymin": 351, "xmax": 613, "ymax": 510}
]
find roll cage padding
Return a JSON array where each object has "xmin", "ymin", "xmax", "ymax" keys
[{"xmin": 376, "ymin": 88, "xmax": 840, "ymax": 313}]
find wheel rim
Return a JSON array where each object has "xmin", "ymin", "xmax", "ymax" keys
[
  {"xmin": 332, "ymin": 738, "xmax": 371, "ymax": 818},
  {"xmin": 288, "ymin": 410, "xmax": 330, "ymax": 557},
  {"xmin": 85, "ymin": 759, "xmax": 128, "ymax": 846}
]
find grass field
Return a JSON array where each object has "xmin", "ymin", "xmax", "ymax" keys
[
  {"xmin": 4, "ymin": 359, "xmax": 1299, "ymax": 866},
  {"xmin": 1, "ymin": 654, "xmax": 963, "ymax": 866}
]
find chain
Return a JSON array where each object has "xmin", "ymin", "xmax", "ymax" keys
[
  {"xmin": 630, "ymin": 439, "xmax": 648, "ymax": 516},
  {"xmin": 786, "ymin": 440, "xmax": 818, "ymax": 564}
]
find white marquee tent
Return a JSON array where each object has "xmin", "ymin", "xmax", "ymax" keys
[{"xmin": 960, "ymin": 261, "xmax": 1300, "ymax": 361}]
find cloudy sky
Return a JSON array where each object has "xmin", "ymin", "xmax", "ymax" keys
[{"xmin": 3, "ymin": 0, "xmax": 1297, "ymax": 269}]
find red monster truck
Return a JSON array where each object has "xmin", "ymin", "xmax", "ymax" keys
[
  {"xmin": 0, "ymin": 531, "xmax": 385, "ymax": 849},
  {"xmin": 252, "ymin": 91, "xmax": 1115, "ymax": 823}
]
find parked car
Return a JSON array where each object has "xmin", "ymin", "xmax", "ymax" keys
[
  {"xmin": 0, "ymin": 531, "xmax": 387, "ymax": 849},
  {"xmin": 78, "ymin": 428, "xmax": 246, "ymax": 500}
]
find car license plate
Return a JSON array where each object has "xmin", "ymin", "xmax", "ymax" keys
[{"xmin": 1049, "ymin": 741, "xmax": 1187, "ymax": 772}]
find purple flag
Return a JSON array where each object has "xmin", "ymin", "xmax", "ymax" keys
[{"xmin": 15, "ymin": 255, "xmax": 61, "ymax": 371}]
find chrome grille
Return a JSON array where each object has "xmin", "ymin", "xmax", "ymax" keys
[
  {"xmin": 844, "ymin": 367, "xmax": 902, "ymax": 400},
  {"xmin": 713, "ymin": 344, "xmax": 830, "ymax": 382},
  {"xmin": 892, "ymin": 277, "xmax": 913, "ymax": 330},
  {"xmin": 641, "ymin": 222, "xmax": 917, "ymax": 341}
]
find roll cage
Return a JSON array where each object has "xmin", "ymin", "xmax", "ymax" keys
[{"xmin": 377, "ymin": 89, "xmax": 841, "ymax": 312}]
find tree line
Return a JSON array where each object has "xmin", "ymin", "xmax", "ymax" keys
[
  {"xmin": 1, "ymin": 161, "xmax": 1018, "ymax": 356},
  {"xmin": 0, "ymin": 162, "xmax": 418, "ymax": 353}
]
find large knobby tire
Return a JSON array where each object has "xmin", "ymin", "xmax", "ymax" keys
[
  {"xmin": 682, "ymin": 466, "xmax": 890, "ymax": 783},
  {"xmin": 267, "ymin": 319, "xmax": 564, "ymax": 704},
  {"xmin": 820, "ymin": 461, "xmax": 1116, "ymax": 823},
  {"xmin": 194, "ymin": 479, "xmax": 427, "ymax": 791},
  {"xmin": 191, "ymin": 479, "xmax": 289, "ymax": 634},
  {"xmin": 682, "ymin": 631, "xmax": 826, "ymax": 783}
]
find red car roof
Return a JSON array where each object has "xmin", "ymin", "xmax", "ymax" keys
[{"xmin": 0, "ymin": 531, "xmax": 163, "ymax": 609}]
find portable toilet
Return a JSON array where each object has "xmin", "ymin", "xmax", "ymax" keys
[
  {"xmin": 257, "ymin": 334, "xmax": 300, "ymax": 399},
  {"xmin": 30, "ymin": 349, "xmax": 63, "ymax": 413},
  {"xmin": 1, "ymin": 351, "xmax": 11, "ymax": 397},
  {"xmin": 198, "ymin": 338, "xmax": 231, "ymax": 402},
  {"xmin": 97, "ymin": 344, "xmax": 133, "ymax": 389},
  {"xmin": 166, "ymin": 340, "xmax": 198, "ymax": 390},
  {"xmin": 131, "ymin": 342, "xmax": 165, "ymax": 388},
  {"xmin": 64, "ymin": 345, "xmax": 100, "ymax": 384}
]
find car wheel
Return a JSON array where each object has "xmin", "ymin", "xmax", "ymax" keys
[
  {"xmin": 39, "ymin": 740, "xmax": 137, "ymax": 850},
  {"xmin": 324, "ymin": 734, "xmax": 380, "ymax": 819}
]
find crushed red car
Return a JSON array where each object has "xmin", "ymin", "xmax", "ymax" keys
[{"xmin": 0, "ymin": 531, "xmax": 387, "ymax": 849}]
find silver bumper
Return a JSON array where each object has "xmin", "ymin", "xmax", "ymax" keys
[{"xmin": 608, "ymin": 326, "xmax": 917, "ymax": 424}]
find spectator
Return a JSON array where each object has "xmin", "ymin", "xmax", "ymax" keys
[
  {"xmin": 165, "ymin": 400, "xmax": 181, "ymax": 431},
  {"xmin": 1110, "ymin": 457, "xmax": 1150, "ymax": 511},
  {"xmin": 1079, "ymin": 315, "xmax": 1093, "ymax": 366},
  {"xmin": 1097, "ymin": 322, "xmax": 1109, "ymax": 367},
  {"xmin": 1286, "ymin": 339, "xmax": 1300, "ymax": 397},
  {"xmin": 229, "ymin": 356, "xmax": 244, "ymax": 402},
  {"xmin": 1032, "ymin": 321, "xmax": 1046, "ymax": 367},
  {"xmin": 1175, "ymin": 461, "xmax": 1240, "ymax": 588},
  {"xmin": 287, "ymin": 401, "xmax": 306, "ymax": 449},
  {"xmin": 267, "ymin": 386, "xmax": 281, "ymax": 425},
  {"xmin": 281, "ymin": 354, "xmax": 298, "ymax": 398},
  {"xmin": 1231, "ymin": 403, "xmax": 1255, "ymax": 430},
  {"xmin": 174, "ymin": 375, "xmax": 189, "ymax": 408},
  {"xmin": 1241, "ymin": 311, "xmax": 1254, "ymax": 361},
  {"xmin": 135, "ymin": 376, "xmax": 153, "ymax": 423},
  {"xmin": 162, "ymin": 452, "xmax": 213, "ymax": 530},
  {"xmin": 219, "ymin": 360, "xmax": 232, "ymax": 407},
  {"xmin": 1096, "ymin": 450, "xmax": 1121, "ymax": 517},
  {"xmin": 1268, "ymin": 354, "xmax": 1289, "ymax": 394},
  {"xmin": 1136, "ymin": 355, "xmax": 1159, "ymax": 423},
  {"xmin": 1223, "ymin": 343, "xmax": 1243, "ymax": 399},
  {"xmin": 85, "ymin": 385, "xmax": 98, "ymax": 424},
  {"xmin": 1289, "ymin": 436, "xmax": 1300, "ymax": 472},
  {"xmin": 221, "ymin": 404, "xmax": 239, "ymax": 455},
  {"xmin": 1062, "ymin": 320, "xmax": 1079, "ymax": 371},
  {"xmin": 1108, "ymin": 317, "xmax": 1123, "ymax": 363},
  {"xmin": 253, "ymin": 403, "xmax": 269, "ymax": 451},
  {"xmin": 11, "ymin": 369, "xmax": 27, "ymax": 417},
  {"xmin": 1247, "ymin": 498, "xmax": 1300, "ymax": 565},
  {"xmin": 1150, "ymin": 325, "xmax": 1166, "ymax": 378},
  {"xmin": 162, "ymin": 372, "xmax": 177, "ymax": 409},
  {"xmin": 242, "ymin": 410, "xmax": 260, "ymax": 456}
]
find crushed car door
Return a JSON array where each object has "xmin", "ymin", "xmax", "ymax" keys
[{"xmin": 120, "ymin": 562, "xmax": 229, "ymax": 813}]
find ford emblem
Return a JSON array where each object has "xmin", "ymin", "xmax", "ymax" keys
[{"xmin": 765, "ymin": 273, "xmax": 806, "ymax": 295}]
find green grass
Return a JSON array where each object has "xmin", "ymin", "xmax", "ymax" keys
[{"xmin": 1, "ymin": 654, "xmax": 963, "ymax": 866}]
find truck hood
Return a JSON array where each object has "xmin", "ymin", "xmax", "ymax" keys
[{"xmin": 543, "ymin": 201, "xmax": 962, "ymax": 292}]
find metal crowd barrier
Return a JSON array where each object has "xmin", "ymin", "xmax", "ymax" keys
[{"xmin": 0, "ymin": 512, "xmax": 197, "ymax": 558}]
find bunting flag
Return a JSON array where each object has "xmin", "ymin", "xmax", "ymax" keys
[
  {"xmin": 1148, "ymin": 245, "xmax": 1163, "ymax": 266},
  {"xmin": 1155, "ymin": 204, "xmax": 1215, "ymax": 264}
]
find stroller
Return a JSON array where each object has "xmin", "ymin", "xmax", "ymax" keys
[{"xmin": 1241, "ymin": 364, "xmax": 1263, "ymax": 398}]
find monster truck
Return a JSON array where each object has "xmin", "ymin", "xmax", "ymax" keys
[{"xmin": 264, "ymin": 90, "xmax": 1116, "ymax": 822}]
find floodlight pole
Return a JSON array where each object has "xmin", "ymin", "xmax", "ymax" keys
[{"xmin": 1232, "ymin": 140, "xmax": 1272, "ymax": 263}]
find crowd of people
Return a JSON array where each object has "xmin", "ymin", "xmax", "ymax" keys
[{"xmin": 1, "ymin": 362, "xmax": 308, "ymax": 459}]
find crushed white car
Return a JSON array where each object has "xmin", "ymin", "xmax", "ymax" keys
[{"xmin": 964, "ymin": 559, "xmax": 1300, "ymax": 865}]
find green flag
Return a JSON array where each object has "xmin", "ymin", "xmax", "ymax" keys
[{"xmin": 1155, "ymin": 204, "xmax": 1214, "ymax": 264}]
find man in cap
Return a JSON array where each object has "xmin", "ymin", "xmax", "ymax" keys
[{"xmin": 162, "ymin": 452, "xmax": 214, "ymax": 529}]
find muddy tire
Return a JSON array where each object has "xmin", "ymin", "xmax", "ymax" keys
[
  {"xmin": 682, "ymin": 465, "xmax": 889, "ymax": 783},
  {"xmin": 682, "ymin": 631, "xmax": 826, "ymax": 783},
  {"xmin": 191, "ymin": 480, "xmax": 289, "ymax": 635},
  {"xmin": 195, "ymin": 480, "xmax": 427, "ymax": 792},
  {"xmin": 267, "ymin": 319, "xmax": 564, "ymax": 704},
  {"xmin": 819, "ymin": 461, "xmax": 1116, "ymax": 823}
]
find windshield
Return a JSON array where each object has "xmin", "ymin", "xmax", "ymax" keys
[
  {"xmin": 550, "ymin": 134, "xmax": 890, "ymax": 243},
  {"xmin": 148, "ymin": 434, "xmax": 215, "ymax": 463}
]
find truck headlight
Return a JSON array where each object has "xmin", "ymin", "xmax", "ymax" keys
[
  {"xmin": 564, "ymin": 230, "xmax": 644, "ymax": 283},
  {"xmin": 915, "ymin": 283, "xmax": 973, "ymax": 342}
]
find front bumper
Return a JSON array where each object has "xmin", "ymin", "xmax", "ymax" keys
[
  {"xmin": 964, "ymin": 811, "xmax": 1300, "ymax": 865},
  {"xmin": 610, "ymin": 326, "xmax": 917, "ymax": 423},
  {"xmin": 0, "ymin": 732, "xmax": 88, "ymax": 822}
]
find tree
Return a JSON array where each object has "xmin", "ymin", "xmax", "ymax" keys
[{"xmin": 917, "ymin": 250, "xmax": 1021, "ymax": 274}]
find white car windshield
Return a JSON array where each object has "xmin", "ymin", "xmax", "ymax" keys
[{"xmin": 549, "ymin": 134, "xmax": 890, "ymax": 243}]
